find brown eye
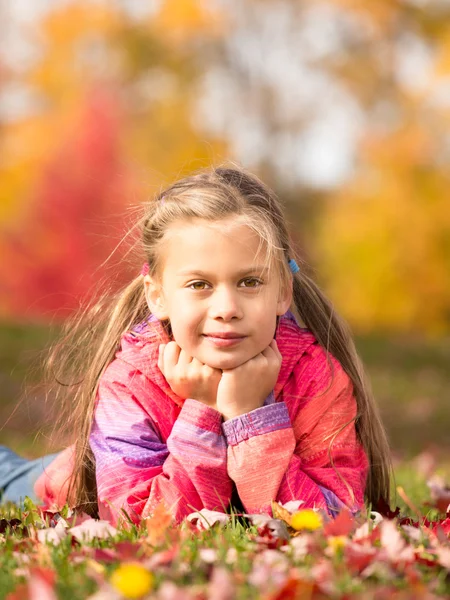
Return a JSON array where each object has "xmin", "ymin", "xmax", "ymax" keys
[
  {"xmin": 241, "ymin": 278, "xmax": 262, "ymax": 288},
  {"xmin": 189, "ymin": 281, "xmax": 208, "ymax": 290}
]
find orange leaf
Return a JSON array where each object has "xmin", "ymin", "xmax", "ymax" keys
[{"xmin": 145, "ymin": 503, "xmax": 173, "ymax": 546}]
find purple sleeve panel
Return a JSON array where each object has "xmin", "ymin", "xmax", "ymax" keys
[
  {"xmin": 318, "ymin": 485, "xmax": 348, "ymax": 518},
  {"xmin": 168, "ymin": 399, "xmax": 228, "ymax": 471},
  {"xmin": 222, "ymin": 401, "xmax": 292, "ymax": 447},
  {"xmin": 90, "ymin": 373, "xmax": 232, "ymax": 525},
  {"xmin": 263, "ymin": 391, "xmax": 276, "ymax": 406}
]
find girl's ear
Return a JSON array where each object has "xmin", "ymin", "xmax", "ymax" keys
[
  {"xmin": 143, "ymin": 275, "xmax": 170, "ymax": 320},
  {"xmin": 276, "ymin": 279, "xmax": 293, "ymax": 316}
]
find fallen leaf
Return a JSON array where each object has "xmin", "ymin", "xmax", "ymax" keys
[
  {"xmin": 323, "ymin": 509, "xmax": 355, "ymax": 537},
  {"xmin": 427, "ymin": 475, "xmax": 450, "ymax": 514},
  {"xmin": 279, "ymin": 500, "xmax": 305, "ymax": 513},
  {"xmin": 436, "ymin": 546, "xmax": 450, "ymax": 569},
  {"xmin": 186, "ymin": 509, "xmax": 229, "ymax": 530},
  {"xmin": 29, "ymin": 567, "xmax": 57, "ymax": 600},
  {"xmin": 37, "ymin": 521, "xmax": 68, "ymax": 546},
  {"xmin": 246, "ymin": 515, "xmax": 290, "ymax": 540},
  {"xmin": 379, "ymin": 520, "xmax": 415, "ymax": 565},
  {"xmin": 345, "ymin": 541, "xmax": 378, "ymax": 574},
  {"xmin": 0, "ymin": 519, "xmax": 23, "ymax": 534},
  {"xmin": 265, "ymin": 576, "xmax": 314, "ymax": 600},
  {"xmin": 145, "ymin": 503, "xmax": 173, "ymax": 546},
  {"xmin": 208, "ymin": 566, "xmax": 235, "ymax": 600},
  {"xmin": 271, "ymin": 501, "xmax": 293, "ymax": 526},
  {"xmin": 70, "ymin": 519, "xmax": 117, "ymax": 542},
  {"xmin": 157, "ymin": 581, "xmax": 192, "ymax": 600}
]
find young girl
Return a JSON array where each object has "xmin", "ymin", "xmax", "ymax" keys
[{"xmin": 0, "ymin": 166, "xmax": 392, "ymax": 525}]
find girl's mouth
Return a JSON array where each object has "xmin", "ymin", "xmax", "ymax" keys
[{"xmin": 203, "ymin": 335, "xmax": 246, "ymax": 348}]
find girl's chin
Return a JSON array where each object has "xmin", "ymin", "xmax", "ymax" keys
[{"xmin": 198, "ymin": 352, "xmax": 247, "ymax": 371}]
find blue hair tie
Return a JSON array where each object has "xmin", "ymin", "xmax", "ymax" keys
[{"xmin": 288, "ymin": 258, "xmax": 300, "ymax": 274}]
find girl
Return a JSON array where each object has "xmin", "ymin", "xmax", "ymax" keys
[{"xmin": 0, "ymin": 166, "xmax": 392, "ymax": 525}]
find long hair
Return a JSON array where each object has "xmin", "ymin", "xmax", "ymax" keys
[{"xmin": 47, "ymin": 163, "xmax": 392, "ymax": 515}]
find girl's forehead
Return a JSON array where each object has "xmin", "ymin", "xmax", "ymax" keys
[
  {"xmin": 163, "ymin": 217, "xmax": 261, "ymax": 248},
  {"xmin": 166, "ymin": 216, "xmax": 248, "ymax": 236},
  {"xmin": 160, "ymin": 218, "xmax": 272, "ymax": 273}
]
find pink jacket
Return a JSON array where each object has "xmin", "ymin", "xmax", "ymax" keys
[{"xmin": 34, "ymin": 311, "xmax": 369, "ymax": 525}]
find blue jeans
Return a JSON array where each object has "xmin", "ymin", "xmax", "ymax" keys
[{"xmin": 0, "ymin": 445, "xmax": 59, "ymax": 505}]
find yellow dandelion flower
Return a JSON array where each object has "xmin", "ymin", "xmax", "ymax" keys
[
  {"xmin": 110, "ymin": 562, "xmax": 154, "ymax": 599},
  {"xmin": 290, "ymin": 509, "xmax": 323, "ymax": 531}
]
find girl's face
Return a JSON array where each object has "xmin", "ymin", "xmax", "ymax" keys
[{"xmin": 144, "ymin": 218, "xmax": 292, "ymax": 370}]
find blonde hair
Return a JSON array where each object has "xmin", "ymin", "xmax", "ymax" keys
[{"xmin": 47, "ymin": 164, "xmax": 392, "ymax": 515}]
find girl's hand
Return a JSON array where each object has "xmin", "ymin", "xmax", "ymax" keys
[
  {"xmin": 216, "ymin": 339, "xmax": 282, "ymax": 421},
  {"xmin": 158, "ymin": 341, "xmax": 222, "ymax": 409}
]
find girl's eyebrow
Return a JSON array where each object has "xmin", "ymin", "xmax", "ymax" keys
[{"xmin": 177, "ymin": 266, "xmax": 268, "ymax": 278}]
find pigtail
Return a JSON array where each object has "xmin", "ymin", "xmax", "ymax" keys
[
  {"xmin": 47, "ymin": 274, "xmax": 150, "ymax": 514},
  {"xmin": 291, "ymin": 270, "xmax": 393, "ymax": 509}
]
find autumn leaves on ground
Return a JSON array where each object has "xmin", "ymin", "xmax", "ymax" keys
[{"xmin": 0, "ymin": 475, "xmax": 450, "ymax": 600}]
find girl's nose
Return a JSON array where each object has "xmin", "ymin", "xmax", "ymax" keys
[{"xmin": 210, "ymin": 287, "xmax": 243, "ymax": 321}]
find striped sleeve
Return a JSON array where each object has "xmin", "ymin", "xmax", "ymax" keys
[{"xmin": 90, "ymin": 368, "xmax": 232, "ymax": 525}]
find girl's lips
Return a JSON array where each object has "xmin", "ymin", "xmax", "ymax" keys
[{"xmin": 203, "ymin": 335, "xmax": 246, "ymax": 348}]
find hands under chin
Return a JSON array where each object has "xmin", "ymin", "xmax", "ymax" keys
[
  {"xmin": 216, "ymin": 339, "xmax": 282, "ymax": 421},
  {"xmin": 158, "ymin": 340, "xmax": 282, "ymax": 421}
]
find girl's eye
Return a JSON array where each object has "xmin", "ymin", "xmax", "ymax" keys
[
  {"xmin": 241, "ymin": 277, "xmax": 262, "ymax": 287},
  {"xmin": 189, "ymin": 281, "xmax": 209, "ymax": 290},
  {"xmin": 187, "ymin": 278, "xmax": 262, "ymax": 290}
]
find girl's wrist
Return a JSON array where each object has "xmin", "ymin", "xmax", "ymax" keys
[
  {"xmin": 220, "ymin": 403, "xmax": 261, "ymax": 421},
  {"xmin": 190, "ymin": 397, "xmax": 219, "ymax": 412}
]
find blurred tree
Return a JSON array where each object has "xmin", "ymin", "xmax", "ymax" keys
[
  {"xmin": 0, "ymin": 1, "xmax": 226, "ymax": 320},
  {"xmin": 314, "ymin": 0, "xmax": 450, "ymax": 335}
]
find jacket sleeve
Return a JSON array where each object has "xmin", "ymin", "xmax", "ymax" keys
[
  {"xmin": 91, "ymin": 367, "xmax": 232, "ymax": 526},
  {"xmin": 222, "ymin": 349, "xmax": 369, "ymax": 517}
]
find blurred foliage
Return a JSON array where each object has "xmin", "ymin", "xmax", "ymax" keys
[
  {"xmin": 0, "ymin": 1, "xmax": 226, "ymax": 319},
  {"xmin": 313, "ymin": 0, "xmax": 450, "ymax": 335},
  {"xmin": 0, "ymin": 0, "xmax": 449, "ymax": 334}
]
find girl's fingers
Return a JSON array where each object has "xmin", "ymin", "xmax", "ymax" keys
[
  {"xmin": 158, "ymin": 343, "xmax": 166, "ymax": 373},
  {"xmin": 177, "ymin": 349, "xmax": 194, "ymax": 367},
  {"xmin": 261, "ymin": 339, "xmax": 281, "ymax": 360},
  {"xmin": 270, "ymin": 338, "xmax": 282, "ymax": 359},
  {"xmin": 163, "ymin": 341, "xmax": 181, "ymax": 371}
]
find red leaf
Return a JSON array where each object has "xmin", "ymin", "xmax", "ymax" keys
[
  {"xmin": 345, "ymin": 542, "xmax": 378, "ymax": 573},
  {"xmin": 253, "ymin": 525, "xmax": 288, "ymax": 550},
  {"xmin": 374, "ymin": 497, "xmax": 400, "ymax": 519},
  {"xmin": 431, "ymin": 518, "xmax": 450, "ymax": 537},
  {"xmin": 29, "ymin": 568, "xmax": 57, "ymax": 600},
  {"xmin": 147, "ymin": 546, "xmax": 179, "ymax": 569},
  {"xmin": 265, "ymin": 576, "xmax": 315, "ymax": 600},
  {"xmin": 115, "ymin": 541, "xmax": 146, "ymax": 561},
  {"xmin": 93, "ymin": 548, "xmax": 118, "ymax": 563},
  {"xmin": 323, "ymin": 509, "xmax": 355, "ymax": 537}
]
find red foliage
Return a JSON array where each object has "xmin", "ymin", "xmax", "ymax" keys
[
  {"xmin": 1, "ymin": 87, "xmax": 136, "ymax": 321},
  {"xmin": 323, "ymin": 509, "xmax": 355, "ymax": 537}
]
